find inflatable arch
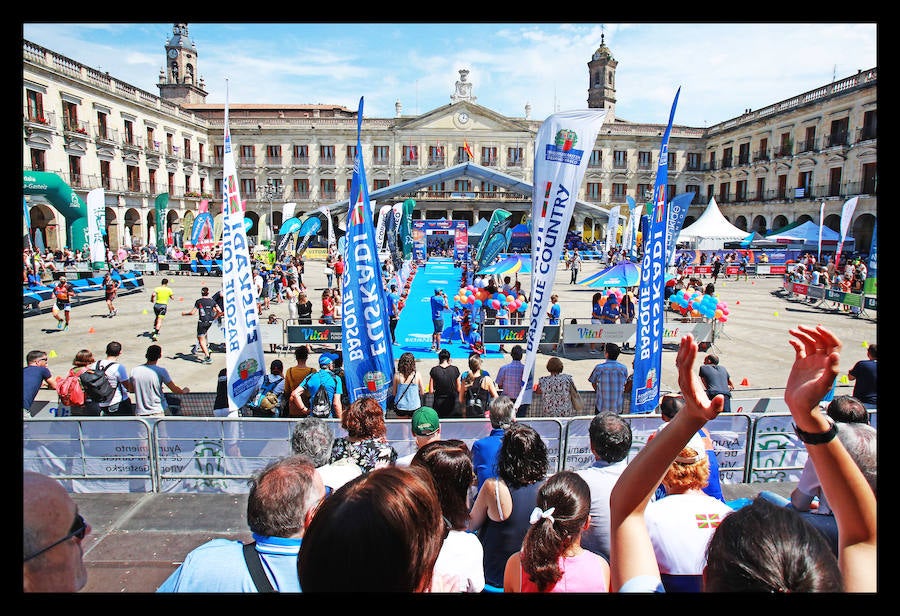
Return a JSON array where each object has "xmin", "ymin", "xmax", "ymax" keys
[{"xmin": 23, "ymin": 171, "xmax": 89, "ymax": 251}]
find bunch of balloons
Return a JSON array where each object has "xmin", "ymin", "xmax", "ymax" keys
[
  {"xmin": 596, "ymin": 288, "xmax": 624, "ymax": 307},
  {"xmin": 667, "ymin": 289, "xmax": 730, "ymax": 322},
  {"xmin": 453, "ymin": 278, "xmax": 528, "ymax": 314}
]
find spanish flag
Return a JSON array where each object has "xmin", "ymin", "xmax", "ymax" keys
[{"xmin": 464, "ymin": 140, "xmax": 475, "ymax": 161}]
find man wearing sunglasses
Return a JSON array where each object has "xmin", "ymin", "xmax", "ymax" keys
[{"xmin": 23, "ymin": 471, "xmax": 91, "ymax": 592}]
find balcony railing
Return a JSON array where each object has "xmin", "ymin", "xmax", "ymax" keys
[
  {"xmin": 825, "ymin": 132, "xmax": 849, "ymax": 148},
  {"xmin": 796, "ymin": 139, "xmax": 818, "ymax": 154},
  {"xmin": 292, "ymin": 156, "xmax": 309, "ymax": 166},
  {"xmin": 613, "ymin": 161, "xmax": 627, "ymax": 170},
  {"xmin": 428, "ymin": 156, "xmax": 445, "ymax": 167},
  {"xmin": 122, "ymin": 135, "xmax": 144, "ymax": 150},
  {"xmin": 753, "ymin": 149, "xmax": 770, "ymax": 162},
  {"xmin": 239, "ymin": 156, "xmax": 255, "ymax": 167},
  {"xmin": 856, "ymin": 126, "xmax": 876, "ymax": 142}
]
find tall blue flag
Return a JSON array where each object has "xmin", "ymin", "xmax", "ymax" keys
[
  {"xmin": 665, "ymin": 191, "xmax": 696, "ymax": 267},
  {"xmin": 632, "ymin": 87, "xmax": 680, "ymax": 414},
  {"xmin": 341, "ymin": 96, "xmax": 395, "ymax": 410}
]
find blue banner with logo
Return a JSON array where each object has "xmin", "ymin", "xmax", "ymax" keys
[
  {"xmin": 665, "ymin": 191, "xmax": 696, "ymax": 267},
  {"xmin": 632, "ymin": 87, "xmax": 680, "ymax": 414},
  {"xmin": 341, "ymin": 97, "xmax": 395, "ymax": 410}
]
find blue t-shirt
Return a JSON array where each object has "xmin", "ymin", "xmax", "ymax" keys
[
  {"xmin": 300, "ymin": 370, "xmax": 343, "ymax": 414},
  {"xmin": 387, "ymin": 292, "xmax": 400, "ymax": 318},
  {"xmin": 548, "ymin": 303, "xmax": 561, "ymax": 325},
  {"xmin": 430, "ymin": 295, "xmax": 447, "ymax": 320},
  {"xmin": 23, "ymin": 365, "xmax": 52, "ymax": 410},
  {"xmin": 600, "ymin": 301, "xmax": 621, "ymax": 323}
]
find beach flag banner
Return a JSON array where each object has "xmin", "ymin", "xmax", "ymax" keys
[
  {"xmin": 864, "ymin": 220, "xmax": 876, "ymax": 295},
  {"xmin": 834, "ymin": 196, "xmax": 858, "ymax": 269},
  {"xmin": 621, "ymin": 196, "xmax": 637, "ymax": 261},
  {"xmin": 632, "ymin": 87, "xmax": 680, "ymax": 414},
  {"xmin": 817, "ymin": 201, "xmax": 826, "ymax": 263},
  {"xmin": 475, "ymin": 209, "xmax": 513, "ymax": 271},
  {"xmin": 514, "ymin": 109, "xmax": 607, "ymax": 410},
  {"xmin": 399, "ymin": 198, "xmax": 416, "ymax": 259},
  {"xmin": 605, "ymin": 205, "xmax": 620, "ymax": 256},
  {"xmin": 375, "ymin": 204, "xmax": 393, "ymax": 250},
  {"xmin": 85, "ymin": 188, "xmax": 107, "ymax": 270},
  {"xmin": 154, "ymin": 193, "xmax": 169, "ymax": 251},
  {"xmin": 664, "ymin": 191, "xmax": 695, "ymax": 267},
  {"xmin": 341, "ymin": 96, "xmax": 395, "ymax": 410},
  {"xmin": 222, "ymin": 88, "xmax": 266, "ymax": 411}
]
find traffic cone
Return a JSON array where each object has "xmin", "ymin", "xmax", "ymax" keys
[
  {"xmin": 774, "ymin": 311, "xmax": 779, "ymax": 317},
  {"xmin": 839, "ymin": 375, "xmax": 850, "ymax": 385},
  {"xmin": 178, "ymin": 297, "xmax": 184, "ymax": 301},
  {"xmin": 740, "ymin": 377, "xmax": 749, "ymax": 386},
  {"xmin": 736, "ymin": 300, "xmax": 740, "ymax": 305},
  {"xmin": 88, "ymin": 327, "xmax": 95, "ymax": 334},
  {"xmin": 862, "ymin": 341, "xmax": 869, "ymax": 348},
  {"xmin": 48, "ymin": 350, "xmax": 57, "ymax": 358},
  {"xmin": 142, "ymin": 309, "xmax": 148, "ymax": 314}
]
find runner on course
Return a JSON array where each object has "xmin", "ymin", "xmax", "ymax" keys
[
  {"xmin": 51, "ymin": 276, "xmax": 75, "ymax": 330},
  {"xmin": 149, "ymin": 278, "xmax": 175, "ymax": 341},
  {"xmin": 181, "ymin": 286, "xmax": 222, "ymax": 363}
]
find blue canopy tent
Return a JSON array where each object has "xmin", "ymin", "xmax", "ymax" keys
[
  {"xmin": 508, "ymin": 223, "xmax": 531, "ymax": 251},
  {"xmin": 580, "ymin": 261, "xmax": 640, "ymax": 288},
  {"xmin": 766, "ymin": 221, "xmax": 853, "ymax": 251}
]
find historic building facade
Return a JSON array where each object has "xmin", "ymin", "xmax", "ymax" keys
[{"xmin": 23, "ymin": 24, "xmax": 876, "ymax": 253}]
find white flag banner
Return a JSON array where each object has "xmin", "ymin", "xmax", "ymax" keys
[
  {"xmin": 605, "ymin": 205, "xmax": 620, "ymax": 256},
  {"xmin": 86, "ymin": 188, "xmax": 107, "ymax": 270},
  {"xmin": 516, "ymin": 109, "xmax": 607, "ymax": 409},
  {"xmin": 222, "ymin": 92, "xmax": 266, "ymax": 410},
  {"xmin": 835, "ymin": 196, "xmax": 859, "ymax": 268},
  {"xmin": 282, "ymin": 202, "xmax": 296, "ymax": 224},
  {"xmin": 375, "ymin": 204, "xmax": 393, "ymax": 250},
  {"xmin": 817, "ymin": 201, "xmax": 826, "ymax": 262}
]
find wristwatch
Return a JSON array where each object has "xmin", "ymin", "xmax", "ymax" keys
[{"xmin": 793, "ymin": 420, "xmax": 838, "ymax": 445}]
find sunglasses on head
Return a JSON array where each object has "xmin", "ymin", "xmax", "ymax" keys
[{"xmin": 23, "ymin": 513, "xmax": 87, "ymax": 562}]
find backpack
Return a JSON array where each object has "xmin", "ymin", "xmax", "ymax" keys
[
  {"xmin": 309, "ymin": 374, "xmax": 334, "ymax": 418},
  {"xmin": 80, "ymin": 361, "xmax": 117, "ymax": 403},
  {"xmin": 57, "ymin": 368, "xmax": 86, "ymax": 407},
  {"xmin": 465, "ymin": 376, "xmax": 490, "ymax": 418},
  {"xmin": 247, "ymin": 375, "xmax": 284, "ymax": 418}
]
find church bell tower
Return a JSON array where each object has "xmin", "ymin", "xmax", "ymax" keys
[
  {"xmin": 158, "ymin": 23, "xmax": 208, "ymax": 105},
  {"xmin": 587, "ymin": 34, "xmax": 617, "ymax": 120}
]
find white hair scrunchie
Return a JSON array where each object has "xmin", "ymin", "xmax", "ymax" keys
[{"xmin": 529, "ymin": 506, "xmax": 556, "ymax": 525}]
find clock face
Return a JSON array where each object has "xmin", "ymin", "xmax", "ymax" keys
[
  {"xmin": 168, "ymin": 48, "xmax": 179, "ymax": 59},
  {"xmin": 458, "ymin": 112, "xmax": 469, "ymax": 124}
]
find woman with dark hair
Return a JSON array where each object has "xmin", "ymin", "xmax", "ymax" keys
[
  {"xmin": 429, "ymin": 349, "xmax": 461, "ymax": 418},
  {"xmin": 391, "ymin": 351, "xmax": 424, "ymax": 418},
  {"xmin": 469, "ymin": 423, "xmax": 548, "ymax": 590},
  {"xmin": 589, "ymin": 292, "xmax": 604, "ymax": 354},
  {"xmin": 298, "ymin": 465, "xmax": 444, "ymax": 592},
  {"xmin": 329, "ymin": 395, "xmax": 397, "ymax": 474},
  {"xmin": 412, "ymin": 441, "xmax": 485, "ymax": 593},
  {"xmin": 504, "ymin": 470, "xmax": 610, "ymax": 592}
]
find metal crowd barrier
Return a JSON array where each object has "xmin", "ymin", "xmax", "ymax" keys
[{"xmin": 22, "ymin": 409, "xmax": 875, "ymax": 494}]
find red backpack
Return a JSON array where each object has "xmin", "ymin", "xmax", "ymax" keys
[{"xmin": 57, "ymin": 368, "xmax": 86, "ymax": 407}]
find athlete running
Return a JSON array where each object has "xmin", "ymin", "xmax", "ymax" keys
[
  {"xmin": 51, "ymin": 276, "xmax": 75, "ymax": 330},
  {"xmin": 104, "ymin": 272, "xmax": 120, "ymax": 317},
  {"xmin": 181, "ymin": 286, "xmax": 223, "ymax": 363},
  {"xmin": 149, "ymin": 278, "xmax": 174, "ymax": 341}
]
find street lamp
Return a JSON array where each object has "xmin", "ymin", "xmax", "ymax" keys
[{"xmin": 263, "ymin": 180, "xmax": 282, "ymax": 243}]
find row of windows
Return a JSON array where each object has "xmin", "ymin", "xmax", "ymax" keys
[
  {"xmin": 25, "ymin": 90, "xmax": 205, "ymax": 160},
  {"xmin": 707, "ymin": 112, "xmax": 876, "ymax": 167}
]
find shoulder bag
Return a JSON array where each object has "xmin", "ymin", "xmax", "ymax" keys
[{"xmin": 242, "ymin": 542, "xmax": 276, "ymax": 593}]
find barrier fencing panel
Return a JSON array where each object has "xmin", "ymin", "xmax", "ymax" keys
[{"xmin": 24, "ymin": 410, "xmax": 875, "ymax": 493}]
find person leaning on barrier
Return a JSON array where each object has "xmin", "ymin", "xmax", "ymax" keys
[
  {"xmin": 157, "ymin": 455, "xmax": 325, "ymax": 592},
  {"xmin": 471, "ymin": 395, "xmax": 516, "ymax": 492}
]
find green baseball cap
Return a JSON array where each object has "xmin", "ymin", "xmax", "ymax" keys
[{"xmin": 411, "ymin": 407, "xmax": 440, "ymax": 437}]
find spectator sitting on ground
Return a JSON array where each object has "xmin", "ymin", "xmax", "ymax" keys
[
  {"xmin": 290, "ymin": 417, "xmax": 362, "ymax": 493},
  {"xmin": 297, "ymin": 465, "xmax": 445, "ymax": 592},
  {"xmin": 157, "ymin": 455, "xmax": 324, "ymax": 592},
  {"xmin": 411, "ymin": 440, "xmax": 485, "ymax": 593},
  {"xmin": 575, "ymin": 412, "xmax": 633, "ymax": 562}
]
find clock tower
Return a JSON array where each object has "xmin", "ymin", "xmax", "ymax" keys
[
  {"xmin": 586, "ymin": 34, "xmax": 616, "ymax": 120},
  {"xmin": 158, "ymin": 23, "xmax": 208, "ymax": 105}
]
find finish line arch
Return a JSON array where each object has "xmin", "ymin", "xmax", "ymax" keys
[
  {"xmin": 23, "ymin": 171, "xmax": 89, "ymax": 251},
  {"xmin": 412, "ymin": 219, "xmax": 468, "ymax": 261}
]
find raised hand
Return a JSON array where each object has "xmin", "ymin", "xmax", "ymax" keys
[
  {"xmin": 784, "ymin": 325, "xmax": 841, "ymax": 417},
  {"xmin": 675, "ymin": 334, "xmax": 725, "ymax": 421}
]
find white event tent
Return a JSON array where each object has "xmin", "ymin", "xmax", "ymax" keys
[{"xmin": 676, "ymin": 197, "xmax": 748, "ymax": 250}]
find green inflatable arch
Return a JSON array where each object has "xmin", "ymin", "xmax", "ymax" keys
[{"xmin": 23, "ymin": 170, "xmax": 89, "ymax": 251}]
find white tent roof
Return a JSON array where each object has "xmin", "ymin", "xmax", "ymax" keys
[{"xmin": 677, "ymin": 197, "xmax": 747, "ymax": 249}]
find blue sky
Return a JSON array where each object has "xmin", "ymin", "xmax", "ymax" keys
[{"xmin": 22, "ymin": 22, "xmax": 877, "ymax": 127}]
